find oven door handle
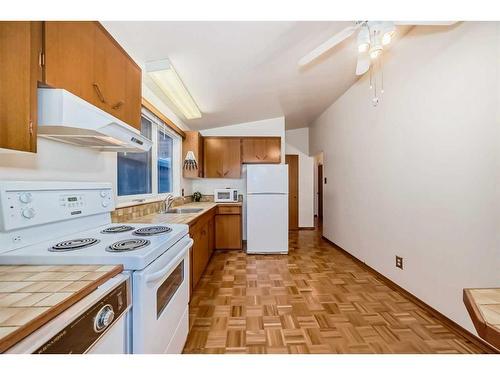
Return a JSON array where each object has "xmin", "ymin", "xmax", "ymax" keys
[{"xmin": 145, "ymin": 238, "xmax": 193, "ymax": 284}]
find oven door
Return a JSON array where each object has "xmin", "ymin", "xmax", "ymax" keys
[{"xmin": 132, "ymin": 235, "xmax": 192, "ymax": 354}]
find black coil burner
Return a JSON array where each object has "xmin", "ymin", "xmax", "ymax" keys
[
  {"xmin": 49, "ymin": 238, "xmax": 100, "ymax": 252},
  {"xmin": 132, "ymin": 226, "xmax": 172, "ymax": 236},
  {"xmin": 106, "ymin": 239, "xmax": 151, "ymax": 252},
  {"xmin": 101, "ymin": 225, "xmax": 135, "ymax": 234}
]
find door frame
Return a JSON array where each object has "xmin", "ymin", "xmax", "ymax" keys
[
  {"xmin": 285, "ymin": 154, "xmax": 299, "ymax": 230},
  {"xmin": 317, "ymin": 163, "xmax": 323, "ymax": 220}
]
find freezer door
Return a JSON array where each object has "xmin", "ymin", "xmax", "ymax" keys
[
  {"xmin": 247, "ymin": 164, "xmax": 288, "ymax": 194},
  {"xmin": 247, "ymin": 194, "xmax": 288, "ymax": 253}
]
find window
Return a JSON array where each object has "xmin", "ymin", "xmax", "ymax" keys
[
  {"xmin": 157, "ymin": 127, "xmax": 173, "ymax": 193},
  {"xmin": 117, "ymin": 117, "xmax": 152, "ymax": 196},
  {"xmin": 117, "ymin": 109, "xmax": 180, "ymax": 201}
]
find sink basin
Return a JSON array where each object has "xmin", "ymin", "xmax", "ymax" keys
[{"xmin": 164, "ymin": 208, "xmax": 204, "ymax": 214}]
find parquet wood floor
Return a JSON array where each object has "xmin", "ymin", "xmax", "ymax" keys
[{"xmin": 183, "ymin": 227, "xmax": 486, "ymax": 354}]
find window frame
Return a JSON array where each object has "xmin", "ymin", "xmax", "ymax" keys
[{"xmin": 116, "ymin": 107, "xmax": 182, "ymax": 205}]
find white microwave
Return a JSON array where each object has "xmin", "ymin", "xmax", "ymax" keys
[{"xmin": 214, "ymin": 189, "xmax": 239, "ymax": 202}]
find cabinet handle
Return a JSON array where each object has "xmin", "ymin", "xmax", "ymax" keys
[
  {"xmin": 93, "ymin": 83, "xmax": 106, "ymax": 103},
  {"xmin": 255, "ymin": 155, "xmax": 261, "ymax": 160},
  {"xmin": 223, "ymin": 170, "xmax": 229, "ymax": 176},
  {"xmin": 112, "ymin": 101, "xmax": 124, "ymax": 110},
  {"xmin": 263, "ymin": 154, "xmax": 268, "ymax": 160},
  {"xmin": 216, "ymin": 170, "xmax": 223, "ymax": 177}
]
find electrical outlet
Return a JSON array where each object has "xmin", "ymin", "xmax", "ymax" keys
[
  {"xmin": 324, "ymin": 177, "xmax": 327, "ymax": 184},
  {"xmin": 396, "ymin": 256, "xmax": 403, "ymax": 269}
]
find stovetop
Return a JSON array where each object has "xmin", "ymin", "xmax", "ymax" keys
[{"xmin": 0, "ymin": 223, "xmax": 189, "ymax": 270}]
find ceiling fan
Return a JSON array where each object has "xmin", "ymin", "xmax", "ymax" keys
[{"xmin": 299, "ymin": 21, "xmax": 458, "ymax": 76}]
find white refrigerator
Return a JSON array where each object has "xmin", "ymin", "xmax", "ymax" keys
[{"xmin": 246, "ymin": 164, "xmax": 288, "ymax": 254}]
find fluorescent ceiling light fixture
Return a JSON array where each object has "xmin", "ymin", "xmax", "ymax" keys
[{"xmin": 146, "ymin": 59, "xmax": 202, "ymax": 120}]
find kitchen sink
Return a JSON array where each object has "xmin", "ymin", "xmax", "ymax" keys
[{"xmin": 164, "ymin": 208, "xmax": 204, "ymax": 214}]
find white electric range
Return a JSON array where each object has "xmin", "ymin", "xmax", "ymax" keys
[{"xmin": 0, "ymin": 181, "xmax": 193, "ymax": 354}]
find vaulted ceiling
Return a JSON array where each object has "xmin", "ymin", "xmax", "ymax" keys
[{"xmin": 103, "ymin": 21, "xmax": 407, "ymax": 130}]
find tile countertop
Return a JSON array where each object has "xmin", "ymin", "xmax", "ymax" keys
[
  {"xmin": 0, "ymin": 264, "xmax": 123, "ymax": 353},
  {"xmin": 123, "ymin": 201, "xmax": 242, "ymax": 226},
  {"xmin": 463, "ymin": 288, "xmax": 500, "ymax": 350}
]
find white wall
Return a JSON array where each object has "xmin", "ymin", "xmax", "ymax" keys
[
  {"xmin": 309, "ymin": 22, "xmax": 500, "ymax": 333},
  {"xmin": 285, "ymin": 128, "xmax": 315, "ymax": 228},
  {"xmin": 194, "ymin": 117, "xmax": 286, "ymax": 239}
]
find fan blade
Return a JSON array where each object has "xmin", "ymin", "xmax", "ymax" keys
[
  {"xmin": 394, "ymin": 21, "xmax": 458, "ymax": 26},
  {"xmin": 299, "ymin": 24, "xmax": 361, "ymax": 67},
  {"xmin": 355, "ymin": 52, "xmax": 370, "ymax": 76}
]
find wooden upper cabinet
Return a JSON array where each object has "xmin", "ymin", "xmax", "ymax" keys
[
  {"xmin": 204, "ymin": 137, "xmax": 241, "ymax": 178},
  {"xmin": 43, "ymin": 22, "xmax": 141, "ymax": 130},
  {"xmin": 0, "ymin": 21, "xmax": 42, "ymax": 153},
  {"xmin": 182, "ymin": 131, "xmax": 204, "ymax": 178},
  {"xmin": 44, "ymin": 22, "xmax": 96, "ymax": 105},
  {"xmin": 242, "ymin": 137, "xmax": 281, "ymax": 164}
]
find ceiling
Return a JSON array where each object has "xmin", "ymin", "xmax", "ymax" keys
[{"xmin": 103, "ymin": 21, "xmax": 405, "ymax": 130}]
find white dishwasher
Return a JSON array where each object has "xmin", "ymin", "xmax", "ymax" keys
[{"xmin": 6, "ymin": 273, "xmax": 131, "ymax": 354}]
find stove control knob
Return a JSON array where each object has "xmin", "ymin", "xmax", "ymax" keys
[
  {"xmin": 19, "ymin": 192, "xmax": 32, "ymax": 204},
  {"xmin": 94, "ymin": 304, "xmax": 115, "ymax": 332},
  {"xmin": 101, "ymin": 201, "xmax": 109, "ymax": 208},
  {"xmin": 100, "ymin": 190, "xmax": 108, "ymax": 198},
  {"xmin": 21, "ymin": 207, "xmax": 35, "ymax": 219}
]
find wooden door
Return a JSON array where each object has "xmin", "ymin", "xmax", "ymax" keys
[
  {"xmin": 0, "ymin": 21, "xmax": 42, "ymax": 153},
  {"xmin": 204, "ymin": 138, "xmax": 224, "ymax": 178},
  {"xmin": 223, "ymin": 138, "xmax": 241, "ymax": 178},
  {"xmin": 318, "ymin": 164, "xmax": 323, "ymax": 220},
  {"xmin": 44, "ymin": 22, "xmax": 96, "ymax": 105},
  {"xmin": 215, "ymin": 215, "xmax": 242, "ymax": 249},
  {"xmin": 286, "ymin": 154, "xmax": 299, "ymax": 230}
]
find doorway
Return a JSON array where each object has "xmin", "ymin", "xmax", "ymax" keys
[{"xmin": 285, "ymin": 154, "xmax": 299, "ymax": 230}]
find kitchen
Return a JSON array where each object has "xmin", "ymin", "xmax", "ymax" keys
[{"xmin": 0, "ymin": 1, "xmax": 499, "ymax": 372}]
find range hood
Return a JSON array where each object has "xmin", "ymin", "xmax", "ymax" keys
[{"xmin": 37, "ymin": 88, "xmax": 152, "ymax": 152}]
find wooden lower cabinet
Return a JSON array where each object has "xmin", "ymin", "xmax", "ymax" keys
[
  {"xmin": 188, "ymin": 208, "xmax": 216, "ymax": 296},
  {"xmin": 188, "ymin": 205, "xmax": 241, "ymax": 299},
  {"xmin": 215, "ymin": 205, "xmax": 242, "ymax": 250}
]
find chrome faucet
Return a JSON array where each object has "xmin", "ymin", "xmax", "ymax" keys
[{"xmin": 162, "ymin": 194, "xmax": 175, "ymax": 213}]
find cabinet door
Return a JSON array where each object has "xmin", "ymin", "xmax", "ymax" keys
[
  {"xmin": 183, "ymin": 131, "xmax": 204, "ymax": 178},
  {"xmin": 204, "ymin": 138, "xmax": 224, "ymax": 178},
  {"xmin": 215, "ymin": 215, "xmax": 242, "ymax": 249},
  {"xmin": 207, "ymin": 216, "xmax": 215, "ymax": 259},
  {"xmin": 192, "ymin": 223, "xmax": 209, "ymax": 289},
  {"xmin": 242, "ymin": 137, "xmax": 281, "ymax": 164},
  {"xmin": 264, "ymin": 137, "xmax": 281, "ymax": 163},
  {"xmin": 0, "ymin": 21, "xmax": 42, "ymax": 153},
  {"xmin": 44, "ymin": 22, "xmax": 96, "ymax": 106},
  {"xmin": 123, "ymin": 60, "xmax": 142, "ymax": 129},
  {"xmin": 93, "ymin": 25, "xmax": 127, "ymax": 119},
  {"xmin": 223, "ymin": 138, "xmax": 241, "ymax": 178}
]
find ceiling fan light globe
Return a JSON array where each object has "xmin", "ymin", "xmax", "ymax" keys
[
  {"xmin": 358, "ymin": 43, "xmax": 370, "ymax": 53},
  {"xmin": 382, "ymin": 31, "xmax": 394, "ymax": 45}
]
